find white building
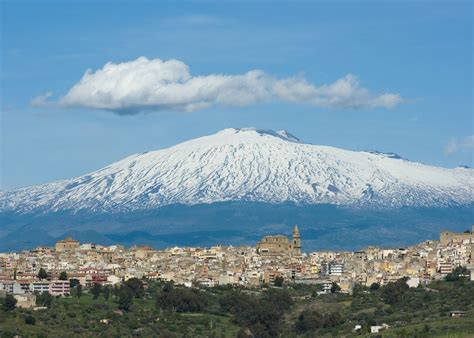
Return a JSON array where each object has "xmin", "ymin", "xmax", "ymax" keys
[
  {"xmin": 49, "ymin": 280, "xmax": 70, "ymax": 296},
  {"xmin": 31, "ymin": 281, "xmax": 50, "ymax": 294},
  {"xmin": 371, "ymin": 323, "xmax": 390, "ymax": 333},
  {"xmin": 406, "ymin": 277, "xmax": 420, "ymax": 288}
]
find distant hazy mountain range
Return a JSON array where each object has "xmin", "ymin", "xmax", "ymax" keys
[{"xmin": 1, "ymin": 128, "xmax": 473, "ymax": 251}]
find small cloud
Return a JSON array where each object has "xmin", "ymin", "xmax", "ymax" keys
[
  {"xmin": 37, "ymin": 56, "xmax": 404, "ymax": 115},
  {"xmin": 31, "ymin": 91, "xmax": 53, "ymax": 107},
  {"xmin": 444, "ymin": 135, "xmax": 474, "ymax": 155}
]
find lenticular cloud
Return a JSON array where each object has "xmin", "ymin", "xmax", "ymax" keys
[{"xmin": 49, "ymin": 57, "xmax": 402, "ymax": 114}]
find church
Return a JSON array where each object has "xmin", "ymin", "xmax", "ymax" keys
[
  {"xmin": 256, "ymin": 224, "xmax": 301, "ymax": 256},
  {"xmin": 55, "ymin": 236, "xmax": 80, "ymax": 252}
]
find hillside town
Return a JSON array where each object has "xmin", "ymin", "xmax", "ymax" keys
[{"xmin": 1, "ymin": 225, "xmax": 473, "ymax": 308}]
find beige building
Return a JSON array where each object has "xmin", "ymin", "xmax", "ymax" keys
[
  {"xmin": 14, "ymin": 293, "xmax": 36, "ymax": 308},
  {"xmin": 440, "ymin": 225, "xmax": 474, "ymax": 245},
  {"xmin": 256, "ymin": 224, "xmax": 301, "ymax": 256},
  {"xmin": 55, "ymin": 237, "xmax": 80, "ymax": 252}
]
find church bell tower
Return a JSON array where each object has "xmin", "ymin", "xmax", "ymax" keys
[{"xmin": 292, "ymin": 224, "xmax": 301, "ymax": 255}]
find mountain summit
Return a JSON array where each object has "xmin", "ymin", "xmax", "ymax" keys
[{"xmin": 2, "ymin": 128, "xmax": 473, "ymax": 213}]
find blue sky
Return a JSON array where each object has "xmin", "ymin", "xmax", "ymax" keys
[{"xmin": 1, "ymin": 0, "xmax": 472, "ymax": 190}]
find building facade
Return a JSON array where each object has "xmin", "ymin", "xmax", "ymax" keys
[
  {"xmin": 256, "ymin": 224, "xmax": 302, "ymax": 256},
  {"xmin": 440, "ymin": 225, "xmax": 474, "ymax": 245},
  {"xmin": 55, "ymin": 237, "xmax": 80, "ymax": 252}
]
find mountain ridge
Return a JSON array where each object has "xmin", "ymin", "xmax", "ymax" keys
[{"xmin": 1, "ymin": 127, "xmax": 473, "ymax": 213}]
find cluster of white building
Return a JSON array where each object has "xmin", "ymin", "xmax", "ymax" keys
[{"xmin": 0, "ymin": 226, "xmax": 472, "ymax": 306}]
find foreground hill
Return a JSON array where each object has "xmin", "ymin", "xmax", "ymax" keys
[{"xmin": 0, "ymin": 278, "xmax": 473, "ymax": 337}]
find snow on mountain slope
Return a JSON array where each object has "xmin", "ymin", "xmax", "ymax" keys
[{"xmin": 1, "ymin": 128, "xmax": 473, "ymax": 213}]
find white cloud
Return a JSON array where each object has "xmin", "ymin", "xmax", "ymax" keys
[
  {"xmin": 31, "ymin": 91, "xmax": 54, "ymax": 107},
  {"xmin": 37, "ymin": 57, "xmax": 403, "ymax": 114},
  {"xmin": 444, "ymin": 135, "xmax": 474, "ymax": 155}
]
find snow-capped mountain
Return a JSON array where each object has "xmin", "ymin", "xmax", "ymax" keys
[{"xmin": 1, "ymin": 128, "xmax": 473, "ymax": 213}]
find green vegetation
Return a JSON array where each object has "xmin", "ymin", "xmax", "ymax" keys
[
  {"xmin": 69, "ymin": 279, "xmax": 80, "ymax": 288},
  {"xmin": 36, "ymin": 292, "xmax": 54, "ymax": 308},
  {"xmin": 24, "ymin": 314, "xmax": 36, "ymax": 325},
  {"xmin": 157, "ymin": 282, "xmax": 208, "ymax": 313},
  {"xmin": 37, "ymin": 268, "xmax": 48, "ymax": 280},
  {"xmin": 3, "ymin": 294, "xmax": 17, "ymax": 312},
  {"xmin": 0, "ymin": 278, "xmax": 472, "ymax": 337},
  {"xmin": 345, "ymin": 277, "xmax": 474, "ymax": 337},
  {"xmin": 331, "ymin": 281, "xmax": 342, "ymax": 294},
  {"xmin": 445, "ymin": 266, "xmax": 469, "ymax": 282},
  {"xmin": 219, "ymin": 286, "xmax": 293, "ymax": 336},
  {"xmin": 294, "ymin": 308, "xmax": 343, "ymax": 334},
  {"xmin": 90, "ymin": 283, "xmax": 102, "ymax": 299},
  {"xmin": 59, "ymin": 271, "xmax": 68, "ymax": 281},
  {"xmin": 273, "ymin": 276, "xmax": 284, "ymax": 287}
]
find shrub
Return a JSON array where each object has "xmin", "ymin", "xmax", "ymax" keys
[
  {"xmin": 125, "ymin": 278, "xmax": 145, "ymax": 298},
  {"xmin": 380, "ymin": 277, "xmax": 409, "ymax": 305},
  {"xmin": 156, "ymin": 283, "xmax": 208, "ymax": 313},
  {"xmin": 273, "ymin": 276, "xmax": 284, "ymax": 287},
  {"xmin": 370, "ymin": 282, "xmax": 380, "ymax": 291},
  {"xmin": 37, "ymin": 268, "xmax": 48, "ymax": 280},
  {"xmin": 25, "ymin": 315, "xmax": 36, "ymax": 325},
  {"xmin": 118, "ymin": 286, "xmax": 134, "ymax": 311},
  {"xmin": 3, "ymin": 294, "xmax": 17, "ymax": 311},
  {"xmin": 331, "ymin": 282, "xmax": 341, "ymax": 293}
]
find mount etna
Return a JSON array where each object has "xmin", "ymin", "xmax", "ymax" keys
[{"xmin": 1, "ymin": 128, "xmax": 473, "ymax": 251}]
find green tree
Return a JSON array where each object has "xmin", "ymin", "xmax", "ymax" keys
[
  {"xmin": 125, "ymin": 278, "xmax": 145, "ymax": 298},
  {"xmin": 323, "ymin": 311, "xmax": 343, "ymax": 328},
  {"xmin": 219, "ymin": 289, "xmax": 284, "ymax": 336},
  {"xmin": 370, "ymin": 282, "xmax": 380, "ymax": 291},
  {"xmin": 37, "ymin": 268, "xmax": 48, "ymax": 280},
  {"xmin": 118, "ymin": 286, "xmax": 134, "ymax": 311},
  {"xmin": 445, "ymin": 266, "xmax": 468, "ymax": 282},
  {"xmin": 156, "ymin": 283, "xmax": 208, "ymax": 313},
  {"xmin": 76, "ymin": 283, "xmax": 82, "ymax": 298},
  {"xmin": 36, "ymin": 292, "xmax": 53, "ymax": 308},
  {"xmin": 294, "ymin": 310, "xmax": 324, "ymax": 333},
  {"xmin": 113, "ymin": 284, "xmax": 120, "ymax": 298},
  {"xmin": 380, "ymin": 277, "xmax": 409, "ymax": 305},
  {"xmin": 294, "ymin": 309, "xmax": 343, "ymax": 333},
  {"xmin": 103, "ymin": 285, "xmax": 111, "ymax": 301},
  {"xmin": 274, "ymin": 276, "xmax": 284, "ymax": 287},
  {"xmin": 331, "ymin": 282, "xmax": 341, "ymax": 293},
  {"xmin": 3, "ymin": 294, "xmax": 17, "ymax": 311},
  {"xmin": 261, "ymin": 288, "xmax": 293, "ymax": 312},
  {"xmin": 353, "ymin": 283, "xmax": 369, "ymax": 296},
  {"xmin": 59, "ymin": 271, "xmax": 68, "ymax": 280},
  {"xmin": 90, "ymin": 283, "xmax": 102, "ymax": 299},
  {"xmin": 70, "ymin": 278, "xmax": 80, "ymax": 288},
  {"xmin": 24, "ymin": 315, "xmax": 36, "ymax": 325}
]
